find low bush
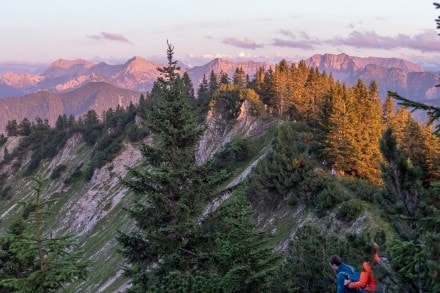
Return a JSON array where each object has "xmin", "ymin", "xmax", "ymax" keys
[
  {"xmin": 342, "ymin": 178, "xmax": 380, "ymax": 202},
  {"xmin": 51, "ymin": 164, "xmax": 67, "ymax": 179},
  {"xmin": 64, "ymin": 164, "xmax": 83, "ymax": 184},
  {"xmin": 0, "ymin": 186, "xmax": 12, "ymax": 200},
  {"xmin": 0, "ymin": 134, "xmax": 6, "ymax": 146},
  {"xmin": 312, "ymin": 184, "xmax": 348, "ymax": 217},
  {"xmin": 336, "ymin": 200, "xmax": 364, "ymax": 222}
]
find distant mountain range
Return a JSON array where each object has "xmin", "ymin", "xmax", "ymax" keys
[
  {"xmin": 304, "ymin": 54, "xmax": 439, "ymax": 103},
  {"xmin": 0, "ymin": 53, "xmax": 438, "ymax": 133},
  {"xmin": 0, "ymin": 82, "xmax": 139, "ymax": 133}
]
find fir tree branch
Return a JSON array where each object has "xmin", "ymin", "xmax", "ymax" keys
[{"xmin": 388, "ymin": 91, "xmax": 440, "ymax": 135}]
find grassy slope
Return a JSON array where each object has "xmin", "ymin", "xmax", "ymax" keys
[{"xmin": 0, "ymin": 119, "xmax": 393, "ymax": 292}]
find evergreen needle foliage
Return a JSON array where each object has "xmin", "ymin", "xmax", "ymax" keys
[
  {"xmin": 0, "ymin": 177, "xmax": 90, "ymax": 292},
  {"xmin": 388, "ymin": 91, "xmax": 440, "ymax": 135},
  {"xmin": 378, "ymin": 128, "xmax": 440, "ymax": 292},
  {"xmin": 118, "ymin": 42, "xmax": 231, "ymax": 292}
]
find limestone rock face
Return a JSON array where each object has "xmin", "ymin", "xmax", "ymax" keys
[{"xmin": 197, "ymin": 100, "xmax": 273, "ymax": 164}]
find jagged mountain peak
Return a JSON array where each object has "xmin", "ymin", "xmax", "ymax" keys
[
  {"xmin": 48, "ymin": 58, "xmax": 95, "ymax": 69},
  {"xmin": 305, "ymin": 53, "xmax": 357, "ymax": 71},
  {"xmin": 42, "ymin": 59, "xmax": 96, "ymax": 79},
  {"xmin": 354, "ymin": 56, "xmax": 425, "ymax": 72},
  {"xmin": 306, "ymin": 53, "xmax": 425, "ymax": 73},
  {"xmin": 205, "ymin": 57, "xmax": 269, "ymax": 69},
  {"xmin": 124, "ymin": 56, "xmax": 158, "ymax": 69}
]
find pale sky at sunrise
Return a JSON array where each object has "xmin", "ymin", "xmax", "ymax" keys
[{"xmin": 1, "ymin": 0, "xmax": 439, "ymax": 71}]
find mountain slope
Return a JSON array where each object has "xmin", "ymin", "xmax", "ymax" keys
[
  {"xmin": 0, "ymin": 98, "xmax": 394, "ymax": 291},
  {"xmin": 61, "ymin": 81, "xmax": 140, "ymax": 116},
  {"xmin": 0, "ymin": 91, "xmax": 64, "ymax": 131},
  {"xmin": 0, "ymin": 82, "xmax": 140, "ymax": 133}
]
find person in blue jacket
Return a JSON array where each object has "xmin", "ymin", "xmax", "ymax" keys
[{"xmin": 329, "ymin": 255, "xmax": 358, "ymax": 293}]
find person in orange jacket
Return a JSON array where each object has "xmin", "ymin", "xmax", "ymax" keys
[{"xmin": 344, "ymin": 243, "xmax": 381, "ymax": 293}]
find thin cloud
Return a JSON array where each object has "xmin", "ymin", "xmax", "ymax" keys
[
  {"xmin": 279, "ymin": 29, "xmax": 295, "ymax": 38},
  {"xmin": 222, "ymin": 37, "xmax": 264, "ymax": 49},
  {"xmin": 88, "ymin": 32, "xmax": 133, "ymax": 44},
  {"xmin": 327, "ymin": 30, "xmax": 440, "ymax": 52},
  {"xmin": 271, "ymin": 30, "xmax": 320, "ymax": 50},
  {"xmin": 272, "ymin": 38, "xmax": 316, "ymax": 50}
]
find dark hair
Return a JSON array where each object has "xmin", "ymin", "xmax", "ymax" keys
[{"xmin": 329, "ymin": 255, "xmax": 341, "ymax": 266}]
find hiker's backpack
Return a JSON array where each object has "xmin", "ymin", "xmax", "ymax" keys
[
  {"xmin": 374, "ymin": 257, "xmax": 398, "ymax": 293},
  {"xmin": 339, "ymin": 265, "xmax": 365, "ymax": 293}
]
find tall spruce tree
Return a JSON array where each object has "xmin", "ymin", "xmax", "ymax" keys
[
  {"xmin": 378, "ymin": 128, "xmax": 440, "ymax": 292},
  {"xmin": 350, "ymin": 80, "xmax": 383, "ymax": 182},
  {"xmin": 118, "ymin": 42, "xmax": 226, "ymax": 291},
  {"xmin": 324, "ymin": 82, "xmax": 356, "ymax": 170}
]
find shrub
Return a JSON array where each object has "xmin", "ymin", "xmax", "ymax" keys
[
  {"xmin": 342, "ymin": 178, "xmax": 380, "ymax": 202},
  {"xmin": 83, "ymin": 166, "xmax": 94, "ymax": 181},
  {"xmin": 0, "ymin": 186, "xmax": 12, "ymax": 200},
  {"xmin": 64, "ymin": 164, "xmax": 83, "ymax": 184},
  {"xmin": 51, "ymin": 164, "xmax": 67, "ymax": 179},
  {"xmin": 0, "ymin": 134, "xmax": 6, "ymax": 146},
  {"xmin": 336, "ymin": 200, "xmax": 364, "ymax": 222},
  {"xmin": 312, "ymin": 184, "xmax": 348, "ymax": 217},
  {"xmin": 222, "ymin": 138, "xmax": 250, "ymax": 162}
]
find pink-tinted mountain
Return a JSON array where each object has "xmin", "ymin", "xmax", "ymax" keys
[
  {"xmin": 0, "ymin": 53, "xmax": 438, "ymax": 134},
  {"xmin": 304, "ymin": 53, "xmax": 438, "ymax": 104},
  {"xmin": 0, "ymin": 82, "xmax": 140, "ymax": 134}
]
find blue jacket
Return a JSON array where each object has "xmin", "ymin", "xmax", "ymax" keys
[{"xmin": 336, "ymin": 263, "xmax": 354, "ymax": 293}]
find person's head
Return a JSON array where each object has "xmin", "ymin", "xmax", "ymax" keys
[
  {"xmin": 362, "ymin": 242, "xmax": 380, "ymax": 263},
  {"xmin": 373, "ymin": 242, "xmax": 379, "ymax": 254},
  {"xmin": 329, "ymin": 255, "xmax": 342, "ymax": 270}
]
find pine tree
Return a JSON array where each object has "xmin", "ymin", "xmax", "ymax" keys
[
  {"xmin": 260, "ymin": 68, "xmax": 277, "ymax": 109},
  {"xmin": 378, "ymin": 128, "xmax": 440, "ymax": 292},
  {"xmin": 182, "ymin": 71, "xmax": 195, "ymax": 99},
  {"xmin": 350, "ymin": 80, "xmax": 383, "ymax": 182},
  {"xmin": 18, "ymin": 118, "xmax": 32, "ymax": 136},
  {"xmin": 0, "ymin": 178, "xmax": 89, "ymax": 292},
  {"xmin": 248, "ymin": 122, "xmax": 317, "ymax": 207},
  {"xmin": 420, "ymin": 124, "xmax": 440, "ymax": 183},
  {"xmin": 195, "ymin": 74, "xmax": 212, "ymax": 121},
  {"xmin": 208, "ymin": 70, "xmax": 219, "ymax": 93},
  {"xmin": 219, "ymin": 70, "xmax": 229, "ymax": 85},
  {"xmin": 5, "ymin": 120, "xmax": 18, "ymax": 137},
  {"xmin": 273, "ymin": 60, "xmax": 290, "ymax": 116},
  {"xmin": 232, "ymin": 67, "xmax": 247, "ymax": 89},
  {"xmin": 206, "ymin": 189, "xmax": 280, "ymax": 292},
  {"xmin": 382, "ymin": 94, "xmax": 396, "ymax": 126},
  {"xmin": 118, "ymin": 42, "xmax": 227, "ymax": 292},
  {"xmin": 324, "ymin": 82, "xmax": 356, "ymax": 170}
]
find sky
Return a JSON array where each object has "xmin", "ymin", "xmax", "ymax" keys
[{"xmin": 1, "ymin": 0, "xmax": 440, "ymax": 71}]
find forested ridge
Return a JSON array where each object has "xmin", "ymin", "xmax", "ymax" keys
[{"xmin": 0, "ymin": 43, "xmax": 439, "ymax": 292}]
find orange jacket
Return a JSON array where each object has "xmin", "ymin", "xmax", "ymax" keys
[{"xmin": 348, "ymin": 261, "xmax": 377, "ymax": 292}]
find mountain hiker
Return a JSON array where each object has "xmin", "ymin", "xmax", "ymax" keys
[
  {"xmin": 329, "ymin": 255, "xmax": 361, "ymax": 293},
  {"xmin": 345, "ymin": 258, "xmax": 377, "ymax": 292},
  {"xmin": 331, "ymin": 167, "xmax": 337, "ymax": 177},
  {"xmin": 344, "ymin": 243, "xmax": 381, "ymax": 292}
]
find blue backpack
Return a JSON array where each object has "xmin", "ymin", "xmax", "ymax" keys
[{"xmin": 339, "ymin": 265, "xmax": 365, "ymax": 293}]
